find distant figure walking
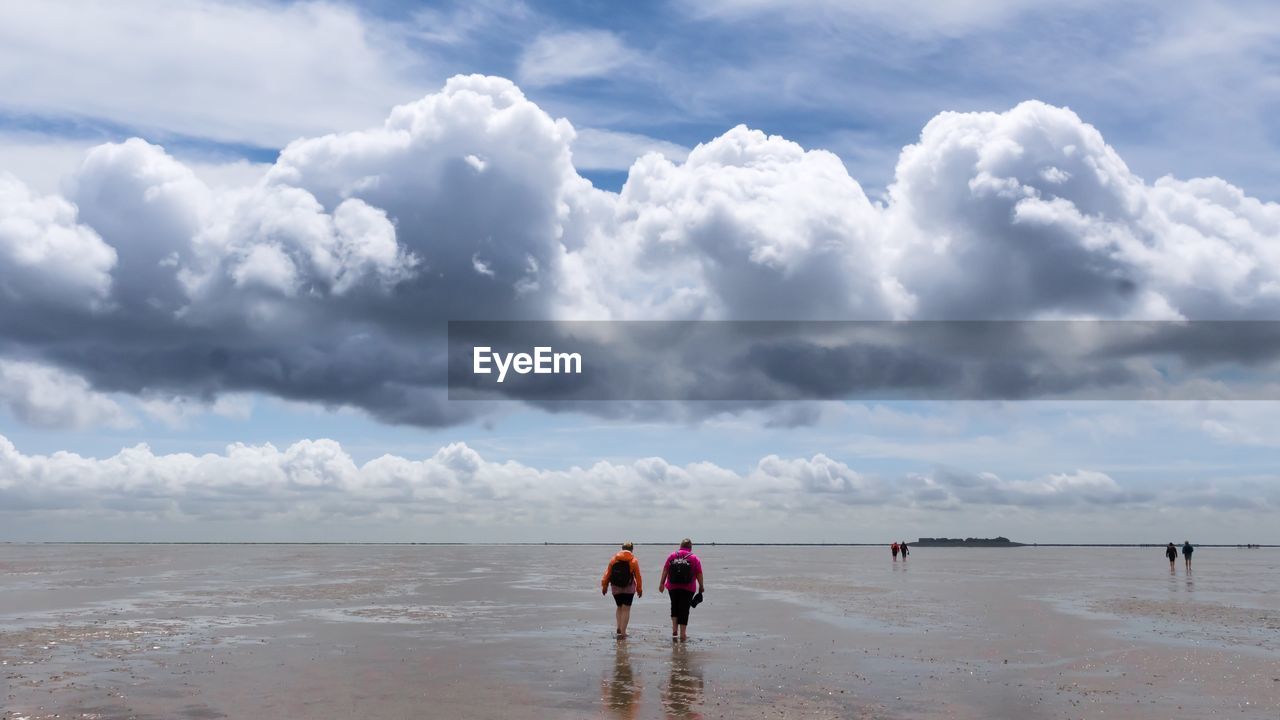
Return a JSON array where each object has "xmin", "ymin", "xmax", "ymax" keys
[
  {"xmin": 659, "ymin": 538, "xmax": 704, "ymax": 642},
  {"xmin": 602, "ymin": 542, "xmax": 643, "ymax": 638},
  {"xmin": 1165, "ymin": 542, "xmax": 1178, "ymax": 571},
  {"xmin": 1182, "ymin": 540, "xmax": 1194, "ymax": 570},
  {"xmin": 891, "ymin": 542, "xmax": 900, "ymax": 560},
  {"xmin": 900, "ymin": 541, "xmax": 909, "ymax": 559}
]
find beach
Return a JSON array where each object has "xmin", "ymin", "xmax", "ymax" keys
[{"xmin": 2, "ymin": 544, "xmax": 1276, "ymax": 719}]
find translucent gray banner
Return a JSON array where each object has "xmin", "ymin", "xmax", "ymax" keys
[{"xmin": 447, "ymin": 321, "xmax": 1280, "ymax": 401}]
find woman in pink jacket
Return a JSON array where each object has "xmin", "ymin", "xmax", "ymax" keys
[{"xmin": 658, "ymin": 538, "xmax": 705, "ymax": 642}]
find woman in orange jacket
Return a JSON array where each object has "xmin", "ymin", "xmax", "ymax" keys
[{"xmin": 602, "ymin": 541, "xmax": 643, "ymax": 638}]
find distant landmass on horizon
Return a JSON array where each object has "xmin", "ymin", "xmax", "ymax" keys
[{"xmin": 913, "ymin": 537, "xmax": 1026, "ymax": 547}]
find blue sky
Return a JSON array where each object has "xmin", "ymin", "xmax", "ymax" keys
[
  {"xmin": 5, "ymin": 1, "xmax": 1280, "ymax": 196},
  {"xmin": 1, "ymin": 1, "xmax": 1278, "ymax": 542}
]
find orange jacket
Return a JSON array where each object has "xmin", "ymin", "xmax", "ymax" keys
[{"xmin": 602, "ymin": 550, "xmax": 642, "ymax": 594}]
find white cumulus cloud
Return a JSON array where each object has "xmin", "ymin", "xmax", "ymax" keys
[
  {"xmin": 0, "ymin": 360, "xmax": 133, "ymax": 429},
  {"xmin": 2, "ymin": 77, "xmax": 1280, "ymax": 428},
  {"xmin": 0, "ymin": 433, "xmax": 1270, "ymax": 532},
  {"xmin": 0, "ymin": 173, "xmax": 116, "ymax": 310}
]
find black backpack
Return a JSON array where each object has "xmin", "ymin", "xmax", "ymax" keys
[
  {"xmin": 609, "ymin": 558, "xmax": 633, "ymax": 587},
  {"xmin": 668, "ymin": 554, "xmax": 693, "ymax": 584}
]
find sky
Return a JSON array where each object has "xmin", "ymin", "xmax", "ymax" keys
[{"xmin": 0, "ymin": 0, "xmax": 1278, "ymax": 543}]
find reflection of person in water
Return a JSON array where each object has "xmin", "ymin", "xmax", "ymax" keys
[
  {"xmin": 601, "ymin": 642, "xmax": 641, "ymax": 719},
  {"xmin": 662, "ymin": 646, "xmax": 705, "ymax": 720}
]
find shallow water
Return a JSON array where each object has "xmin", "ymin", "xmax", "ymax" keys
[{"xmin": 1, "ymin": 544, "xmax": 1277, "ymax": 719}]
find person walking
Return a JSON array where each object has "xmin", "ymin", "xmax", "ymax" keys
[
  {"xmin": 658, "ymin": 538, "xmax": 704, "ymax": 642},
  {"xmin": 602, "ymin": 542, "xmax": 643, "ymax": 638},
  {"xmin": 900, "ymin": 541, "xmax": 909, "ymax": 559},
  {"xmin": 891, "ymin": 541, "xmax": 899, "ymax": 560},
  {"xmin": 1182, "ymin": 540, "xmax": 1194, "ymax": 570},
  {"xmin": 1165, "ymin": 542, "xmax": 1178, "ymax": 571}
]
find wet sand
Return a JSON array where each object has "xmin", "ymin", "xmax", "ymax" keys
[{"xmin": 2, "ymin": 544, "xmax": 1277, "ymax": 719}]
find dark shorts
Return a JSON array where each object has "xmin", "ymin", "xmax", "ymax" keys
[
  {"xmin": 669, "ymin": 588, "xmax": 694, "ymax": 625},
  {"xmin": 613, "ymin": 592, "xmax": 634, "ymax": 607}
]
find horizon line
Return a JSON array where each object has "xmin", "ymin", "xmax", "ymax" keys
[{"xmin": 2, "ymin": 541, "xmax": 1275, "ymax": 548}]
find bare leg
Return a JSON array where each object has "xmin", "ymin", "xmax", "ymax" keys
[
  {"xmin": 619, "ymin": 606, "xmax": 631, "ymax": 636},
  {"xmin": 679, "ymin": 622, "xmax": 688, "ymax": 642},
  {"xmin": 615, "ymin": 605, "xmax": 624, "ymax": 635},
  {"xmin": 671, "ymin": 616, "xmax": 678, "ymax": 638}
]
